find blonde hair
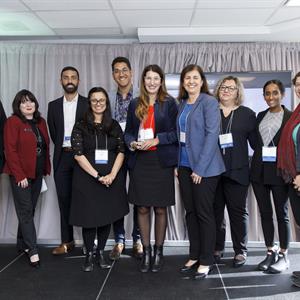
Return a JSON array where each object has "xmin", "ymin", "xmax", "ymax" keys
[{"xmin": 214, "ymin": 75, "xmax": 244, "ymax": 106}]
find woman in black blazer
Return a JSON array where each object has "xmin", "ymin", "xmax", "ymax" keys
[
  {"xmin": 124, "ymin": 64, "xmax": 178, "ymax": 273},
  {"xmin": 213, "ymin": 76, "xmax": 256, "ymax": 267},
  {"xmin": 250, "ymin": 79, "xmax": 292, "ymax": 273}
]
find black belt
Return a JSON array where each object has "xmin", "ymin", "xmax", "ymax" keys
[{"xmin": 62, "ymin": 147, "xmax": 73, "ymax": 152}]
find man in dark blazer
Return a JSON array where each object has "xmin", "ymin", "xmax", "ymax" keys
[
  {"xmin": 47, "ymin": 66, "xmax": 88, "ymax": 255},
  {"xmin": 0, "ymin": 101, "xmax": 7, "ymax": 173}
]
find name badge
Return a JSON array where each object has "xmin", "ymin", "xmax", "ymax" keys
[
  {"xmin": 95, "ymin": 149, "xmax": 108, "ymax": 164},
  {"xmin": 64, "ymin": 136, "xmax": 71, "ymax": 141},
  {"xmin": 180, "ymin": 131, "xmax": 186, "ymax": 143},
  {"xmin": 262, "ymin": 146, "xmax": 277, "ymax": 162},
  {"xmin": 219, "ymin": 133, "xmax": 233, "ymax": 149},
  {"xmin": 138, "ymin": 128, "xmax": 154, "ymax": 141},
  {"xmin": 119, "ymin": 122, "xmax": 126, "ymax": 132}
]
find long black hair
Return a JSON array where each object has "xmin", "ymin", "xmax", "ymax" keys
[
  {"xmin": 12, "ymin": 89, "xmax": 41, "ymax": 122},
  {"xmin": 84, "ymin": 87, "xmax": 112, "ymax": 133}
]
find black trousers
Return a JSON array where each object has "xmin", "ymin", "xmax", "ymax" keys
[
  {"xmin": 178, "ymin": 167, "xmax": 219, "ymax": 266},
  {"xmin": 82, "ymin": 225, "xmax": 111, "ymax": 252},
  {"xmin": 54, "ymin": 151, "xmax": 75, "ymax": 243},
  {"xmin": 10, "ymin": 175, "xmax": 43, "ymax": 256},
  {"xmin": 288, "ymin": 185, "xmax": 300, "ymax": 226},
  {"xmin": 214, "ymin": 176, "xmax": 249, "ymax": 255},
  {"xmin": 252, "ymin": 182, "xmax": 290, "ymax": 249}
]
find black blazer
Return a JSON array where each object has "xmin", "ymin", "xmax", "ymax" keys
[
  {"xmin": 124, "ymin": 97, "xmax": 178, "ymax": 169},
  {"xmin": 0, "ymin": 101, "xmax": 7, "ymax": 173},
  {"xmin": 47, "ymin": 95, "xmax": 88, "ymax": 171},
  {"xmin": 250, "ymin": 106, "xmax": 292, "ymax": 185},
  {"xmin": 220, "ymin": 106, "xmax": 256, "ymax": 185}
]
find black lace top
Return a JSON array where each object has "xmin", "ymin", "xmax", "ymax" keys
[{"xmin": 71, "ymin": 119, "xmax": 125, "ymax": 157}]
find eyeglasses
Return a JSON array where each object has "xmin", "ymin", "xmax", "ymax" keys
[
  {"xmin": 113, "ymin": 68, "xmax": 130, "ymax": 75},
  {"xmin": 220, "ymin": 85, "xmax": 237, "ymax": 93},
  {"xmin": 90, "ymin": 98, "xmax": 106, "ymax": 105}
]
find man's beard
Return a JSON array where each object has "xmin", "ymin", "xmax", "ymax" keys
[{"xmin": 63, "ymin": 83, "xmax": 78, "ymax": 94}]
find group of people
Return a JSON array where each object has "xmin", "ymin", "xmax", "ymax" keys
[{"xmin": 0, "ymin": 58, "xmax": 300, "ymax": 286}]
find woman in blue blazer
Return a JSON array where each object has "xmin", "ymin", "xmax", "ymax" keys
[
  {"xmin": 177, "ymin": 64, "xmax": 225, "ymax": 279},
  {"xmin": 124, "ymin": 64, "xmax": 178, "ymax": 273}
]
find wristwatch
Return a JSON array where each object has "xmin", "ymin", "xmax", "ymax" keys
[{"xmin": 95, "ymin": 173, "xmax": 101, "ymax": 181}]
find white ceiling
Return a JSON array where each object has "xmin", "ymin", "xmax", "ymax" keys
[{"xmin": 0, "ymin": 0, "xmax": 300, "ymax": 43}]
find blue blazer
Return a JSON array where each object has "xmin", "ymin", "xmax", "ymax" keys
[
  {"xmin": 177, "ymin": 93, "xmax": 225, "ymax": 177},
  {"xmin": 124, "ymin": 96, "xmax": 178, "ymax": 169}
]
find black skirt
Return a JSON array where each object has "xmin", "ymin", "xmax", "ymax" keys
[
  {"xmin": 128, "ymin": 151, "xmax": 175, "ymax": 207},
  {"xmin": 70, "ymin": 153, "xmax": 129, "ymax": 228}
]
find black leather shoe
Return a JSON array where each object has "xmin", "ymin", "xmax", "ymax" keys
[
  {"xmin": 152, "ymin": 245, "xmax": 164, "ymax": 273},
  {"xmin": 233, "ymin": 254, "xmax": 247, "ymax": 268},
  {"xmin": 292, "ymin": 271, "xmax": 300, "ymax": 279},
  {"xmin": 292, "ymin": 277, "xmax": 300, "ymax": 288},
  {"xmin": 180, "ymin": 261, "xmax": 198, "ymax": 274},
  {"xmin": 258, "ymin": 250, "xmax": 277, "ymax": 271},
  {"xmin": 213, "ymin": 251, "xmax": 224, "ymax": 264},
  {"xmin": 268, "ymin": 252, "xmax": 289, "ymax": 274},
  {"xmin": 95, "ymin": 250, "xmax": 111, "ymax": 269},
  {"xmin": 140, "ymin": 245, "xmax": 152, "ymax": 273},
  {"xmin": 82, "ymin": 252, "xmax": 93, "ymax": 272},
  {"xmin": 29, "ymin": 253, "xmax": 40, "ymax": 268},
  {"xmin": 193, "ymin": 265, "xmax": 213, "ymax": 280}
]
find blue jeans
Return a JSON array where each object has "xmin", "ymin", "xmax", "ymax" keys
[{"xmin": 113, "ymin": 205, "xmax": 140, "ymax": 244}]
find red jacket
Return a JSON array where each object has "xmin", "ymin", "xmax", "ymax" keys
[{"xmin": 3, "ymin": 115, "xmax": 51, "ymax": 182}]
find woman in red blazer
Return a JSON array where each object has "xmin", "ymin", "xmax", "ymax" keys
[{"xmin": 4, "ymin": 89, "xmax": 51, "ymax": 267}]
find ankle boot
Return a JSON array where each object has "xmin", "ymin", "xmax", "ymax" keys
[
  {"xmin": 140, "ymin": 245, "xmax": 152, "ymax": 273},
  {"xmin": 82, "ymin": 252, "xmax": 93, "ymax": 272},
  {"xmin": 96, "ymin": 250, "xmax": 111, "ymax": 269},
  {"xmin": 152, "ymin": 245, "xmax": 164, "ymax": 272}
]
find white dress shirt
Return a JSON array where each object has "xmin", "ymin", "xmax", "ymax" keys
[{"xmin": 62, "ymin": 94, "xmax": 78, "ymax": 147}]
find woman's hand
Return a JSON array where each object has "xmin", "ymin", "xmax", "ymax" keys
[
  {"xmin": 191, "ymin": 172, "xmax": 202, "ymax": 185},
  {"xmin": 18, "ymin": 178, "xmax": 29, "ymax": 189},
  {"xmin": 130, "ymin": 141, "xmax": 142, "ymax": 150},
  {"xmin": 100, "ymin": 173, "xmax": 116, "ymax": 187},
  {"xmin": 139, "ymin": 138, "xmax": 159, "ymax": 150},
  {"xmin": 293, "ymin": 175, "xmax": 300, "ymax": 191}
]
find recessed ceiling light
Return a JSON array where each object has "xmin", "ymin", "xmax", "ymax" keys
[{"xmin": 285, "ymin": 0, "xmax": 300, "ymax": 6}]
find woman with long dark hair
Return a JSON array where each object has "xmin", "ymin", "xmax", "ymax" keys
[
  {"xmin": 177, "ymin": 64, "xmax": 225, "ymax": 279},
  {"xmin": 251, "ymin": 79, "xmax": 291, "ymax": 273},
  {"xmin": 69, "ymin": 87, "xmax": 129, "ymax": 272},
  {"xmin": 124, "ymin": 64, "xmax": 178, "ymax": 273},
  {"xmin": 3, "ymin": 89, "xmax": 51, "ymax": 267}
]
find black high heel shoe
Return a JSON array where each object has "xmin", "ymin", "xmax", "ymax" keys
[
  {"xmin": 213, "ymin": 251, "xmax": 224, "ymax": 264},
  {"xmin": 193, "ymin": 265, "xmax": 213, "ymax": 280},
  {"xmin": 152, "ymin": 245, "xmax": 164, "ymax": 273},
  {"xmin": 140, "ymin": 245, "xmax": 152, "ymax": 273},
  {"xmin": 180, "ymin": 260, "xmax": 199, "ymax": 274}
]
